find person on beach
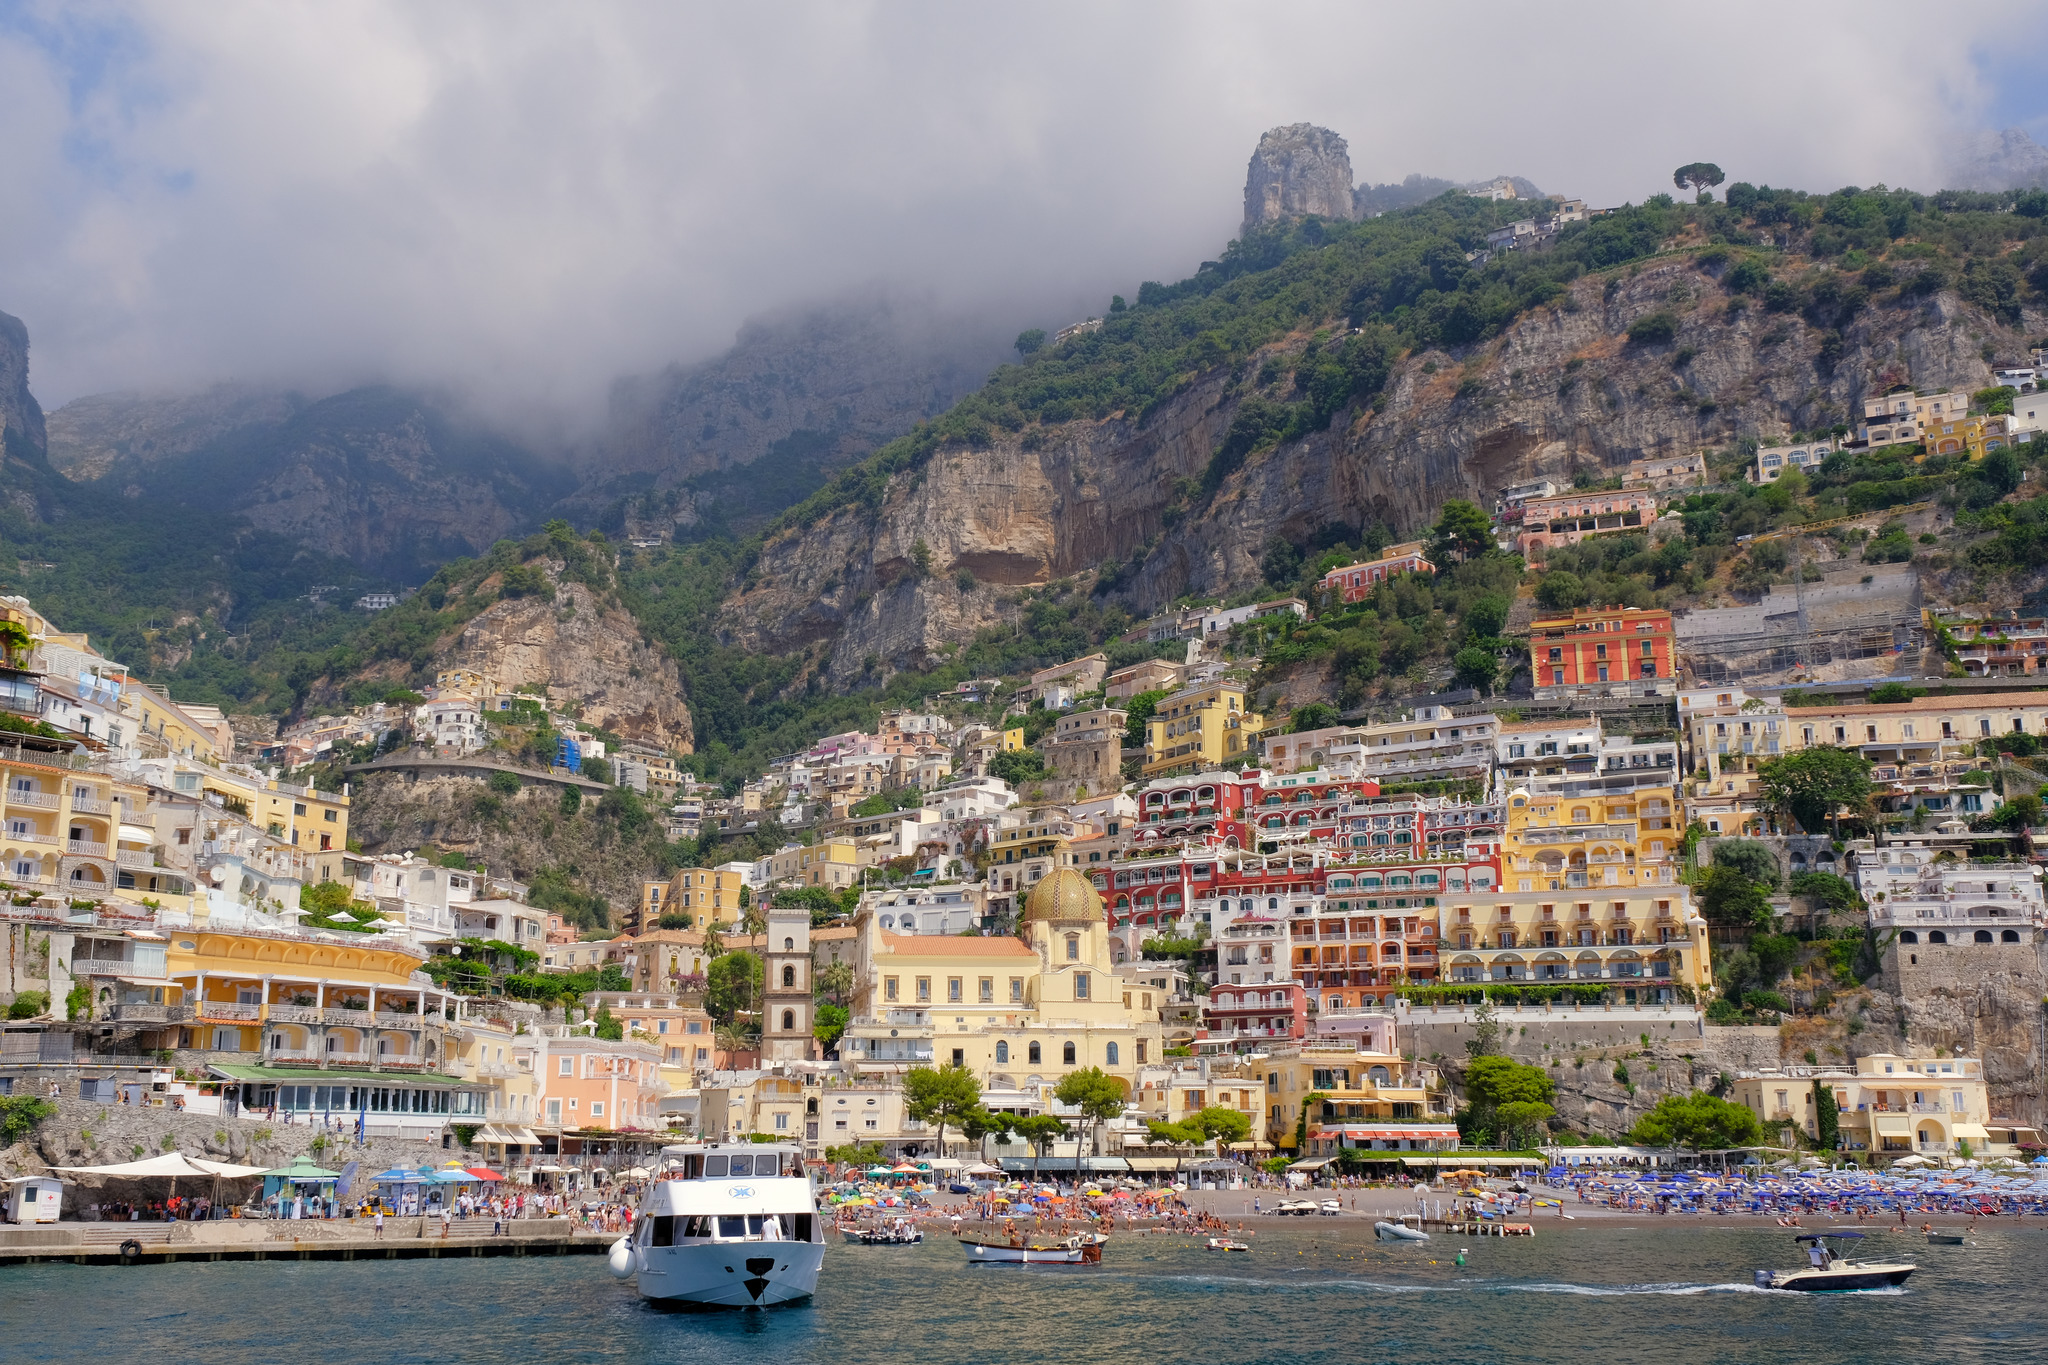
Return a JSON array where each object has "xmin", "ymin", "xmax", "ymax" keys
[{"xmin": 373, "ymin": 1209, "xmax": 384, "ymax": 1238}]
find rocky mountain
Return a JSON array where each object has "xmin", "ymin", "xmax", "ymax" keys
[
  {"xmin": 1949, "ymin": 127, "xmax": 2048, "ymax": 191},
  {"xmin": 46, "ymin": 384, "xmax": 301, "ymax": 483},
  {"xmin": 1242, "ymin": 123, "xmax": 1360, "ymax": 234},
  {"xmin": 724, "ymin": 191, "xmax": 2034, "ymax": 685},
  {"xmin": 0, "ymin": 309, "xmax": 48, "ymax": 472}
]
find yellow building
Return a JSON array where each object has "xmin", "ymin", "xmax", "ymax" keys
[
  {"xmin": 765, "ymin": 838, "xmax": 867, "ymax": 891},
  {"xmin": 1503, "ymin": 782, "xmax": 1680, "ymax": 892},
  {"xmin": 1439, "ymin": 889, "xmax": 1711, "ymax": 998},
  {"xmin": 1920, "ymin": 413, "xmax": 2014, "ymax": 461},
  {"xmin": 0, "ymin": 738, "xmax": 126, "ymax": 899},
  {"xmin": 844, "ymin": 869, "xmax": 1163, "ymax": 1136},
  {"xmin": 1265, "ymin": 1043, "xmax": 1456, "ymax": 1153},
  {"xmin": 1731, "ymin": 1053, "xmax": 2035, "ymax": 1158},
  {"xmin": 1002, "ymin": 726, "xmax": 1026, "ymax": 752},
  {"xmin": 1143, "ymin": 679, "xmax": 1260, "ymax": 779},
  {"xmin": 1782, "ymin": 690, "xmax": 2048, "ymax": 769},
  {"xmin": 637, "ymin": 865, "xmax": 748, "ymax": 935}
]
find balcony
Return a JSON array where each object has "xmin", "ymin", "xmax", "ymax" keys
[
  {"xmin": 265, "ymin": 1049, "xmax": 328, "ymax": 1066},
  {"xmin": 324, "ymin": 1007, "xmax": 373, "ymax": 1025},
  {"xmin": 375, "ymin": 1010, "xmax": 427, "ymax": 1027},
  {"xmin": 67, "ymin": 839, "xmax": 109, "ymax": 857},
  {"xmin": 71, "ymin": 796, "xmax": 111, "ymax": 815},
  {"xmin": 324, "ymin": 1050, "xmax": 374, "ymax": 1066},
  {"xmin": 69, "ymin": 957, "xmax": 133, "ymax": 977},
  {"xmin": 5, "ymin": 790, "xmax": 57, "ymax": 809},
  {"xmin": 116, "ymin": 850, "xmax": 153, "ymax": 871},
  {"xmin": 9, "ymin": 830, "xmax": 58, "ymax": 845},
  {"xmin": 113, "ymin": 1003, "xmax": 170, "ymax": 1023},
  {"xmin": 266, "ymin": 1004, "xmax": 325, "ymax": 1025},
  {"xmin": 194, "ymin": 1001, "xmax": 261, "ymax": 1021}
]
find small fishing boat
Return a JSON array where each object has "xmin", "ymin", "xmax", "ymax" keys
[
  {"xmin": 1924, "ymin": 1230, "xmax": 1966, "ymax": 1246},
  {"xmin": 1318, "ymin": 1200, "xmax": 1342, "ymax": 1216},
  {"xmin": 840, "ymin": 1220, "xmax": 923, "ymax": 1245},
  {"xmin": 1754, "ymin": 1232, "xmax": 1915, "ymax": 1292},
  {"xmin": 963, "ymin": 1232, "xmax": 1105, "ymax": 1264},
  {"xmin": 1375, "ymin": 1215, "xmax": 1430, "ymax": 1243},
  {"xmin": 1274, "ymin": 1199, "xmax": 1319, "ymax": 1216},
  {"xmin": 1205, "ymin": 1237, "xmax": 1252, "ymax": 1252}
]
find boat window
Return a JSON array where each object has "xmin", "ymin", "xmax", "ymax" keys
[
  {"xmin": 651, "ymin": 1215, "xmax": 677, "ymax": 1247},
  {"xmin": 717, "ymin": 1215, "xmax": 749, "ymax": 1238},
  {"xmin": 746, "ymin": 1215, "xmax": 770, "ymax": 1237},
  {"xmin": 682, "ymin": 1215, "xmax": 716, "ymax": 1237},
  {"xmin": 790, "ymin": 1213, "xmax": 815, "ymax": 1242},
  {"xmin": 703, "ymin": 1154, "xmax": 730, "ymax": 1177}
]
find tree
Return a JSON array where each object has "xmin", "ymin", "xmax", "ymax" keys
[
  {"xmin": 559, "ymin": 785, "xmax": 582, "ymax": 817},
  {"xmin": 1458, "ymin": 1055, "xmax": 1553, "ymax": 1149},
  {"xmin": 1053, "ymin": 1067, "xmax": 1129, "ymax": 1161},
  {"xmin": 1696, "ymin": 865, "xmax": 1774, "ymax": 932},
  {"xmin": 488, "ymin": 769, "xmax": 521, "ymax": 796},
  {"xmin": 902, "ymin": 1064, "xmax": 982, "ymax": 1157},
  {"xmin": 1184, "ymin": 1104, "xmax": 1251, "ymax": 1157},
  {"xmin": 1123, "ymin": 690, "xmax": 1169, "ymax": 747},
  {"xmin": 1867, "ymin": 682, "xmax": 1927, "ymax": 704},
  {"xmin": 704, "ymin": 950, "xmax": 762, "ymax": 1023},
  {"xmin": 989, "ymin": 747, "xmax": 1049, "ymax": 785},
  {"xmin": 1453, "ymin": 645, "xmax": 1498, "ymax": 694},
  {"xmin": 64, "ymin": 981, "xmax": 91, "ymax": 1022},
  {"xmin": 1289, "ymin": 702, "xmax": 1339, "ymax": 733},
  {"xmin": 1495, "ymin": 1100, "xmax": 1556, "ymax": 1151},
  {"xmin": 1812, "ymin": 1077, "xmax": 1840, "ymax": 1151},
  {"xmin": 825, "ymin": 1140, "xmax": 882, "ymax": 1169},
  {"xmin": 960, "ymin": 1106, "xmax": 1018, "ymax": 1162},
  {"xmin": 1427, "ymin": 499, "xmax": 1494, "ymax": 564},
  {"xmin": 1790, "ymin": 870, "xmax": 1860, "ymax": 917},
  {"xmin": 582, "ymin": 755, "xmax": 613, "ymax": 785},
  {"xmin": 812, "ymin": 1002, "xmax": 849, "ymax": 1051},
  {"xmin": 1535, "ymin": 570, "xmax": 1587, "ymax": 611},
  {"xmin": 1627, "ymin": 1091, "xmax": 1762, "ymax": 1151},
  {"xmin": 814, "ymin": 960, "xmax": 855, "ymax": 1006},
  {"xmin": 656, "ymin": 911, "xmax": 694, "ymax": 930},
  {"xmin": 1010, "ymin": 1113, "xmax": 1069, "ymax": 1180},
  {"xmin": 1465, "ymin": 996, "xmax": 1502, "ymax": 1058},
  {"xmin": 1014, "ymin": 329, "xmax": 1047, "ymax": 356},
  {"xmin": 1759, "ymin": 746, "xmax": 1873, "ymax": 834},
  {"xmin": 592, "ymin": 1004, "xmax": 624, "ymax": 1041},
  {"xmin": 1673, "ymin": 162, "xmax": 1726, "ymax": 195},
  {"xmin": 1710, "ymin": 839, "xmax": 1781, "ymax": 889}
]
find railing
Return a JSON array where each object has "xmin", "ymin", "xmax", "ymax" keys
[
  {"xmin": 324, "ymin": 1050, "xmax": 373, "ymax": 1066},
  {"xmin": 375, "ymin": 1010, "xmax": 426, "ymax": 1027},
  {"xmin": 113, "ymin": 1003, "xmax": 170, "ymax": 1023},
  {"xmin": 71, "ymin": 796, "xmax": 111, "ymax": 814},
  {"xmin": 194, "ymin": 1001, "xmax": 261, "ymax": 1021},
  {"xmin": 265, "ymin": 1049, "xmax": 328, "ymax": 1065},
  {"xmin": 116, "ymin": 850, "xmax": 153, "ymax": 870},
  {"xmin": 1908, "ymin": 1102, "xmax": 1947, "ymax": 1114},
  {"xmin": 5, "ymin": 790, "xmax": 57, "ymax": 809},
  {"xmin": 68, "ymin": 957, "xmax": 132, "ymax": 977},
  {"xmin": 266, "ymin": 1005, "xmax": 324, "ymax": 1025},
  {"xmin": 324, "ymin": 1007, "xmax": 372, "ymax": 1025},
  {"xmin": 10, "ymin": 830, "xmax": 58, "ymax": 845},
  {"xmin": 67, "ymin": 839, "xmax": 108, "ymax": 857}
]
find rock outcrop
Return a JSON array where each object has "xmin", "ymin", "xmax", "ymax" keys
[
  {"xmin": 449, "ymin": 571, "xmax": 693, "ymax": 752},
  {"xmin": 1242, "ymin": 124, "xmax": 1358, "ymax": 234},
  {"xmin": 1948, "ymin": 127, "xmax": 2048, "ymax": 192},
  {"xmin": 730, "ymin": 253, "xmax": 2027, "ymax": 683},
  {"xmin": 0, "ymin": 309, "xmax": 48, "ymax": 470}
]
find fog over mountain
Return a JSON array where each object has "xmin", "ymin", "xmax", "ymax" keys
[{"xmin": 0, "ymin": 2, "xmax": 2038, "ymax": 434}]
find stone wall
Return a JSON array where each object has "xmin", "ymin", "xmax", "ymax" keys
[{"xmin": 1880, "ymin": 937, "xmax": 2048, "ymax": 1124}]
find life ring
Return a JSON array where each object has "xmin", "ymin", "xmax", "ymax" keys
[{"xmin": 118, "ymin": 1239, "xmax": 143, "ymax": 1264}]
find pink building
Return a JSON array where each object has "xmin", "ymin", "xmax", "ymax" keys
[
  {"xmin": 1516, "ymin": 491, "xmax": 1659, "ymax": 556},
  {"xmin": 1318, "ymin": 546, "xmax": 1435, "ymax": 604}
]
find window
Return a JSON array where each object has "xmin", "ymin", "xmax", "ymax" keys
[
  {"xmin": 1062, "ymin": 1041, "xmax": 1076, "ymax": 1065},
  {"xmin": 774, "ymin": 1112, "xmax": 789, "ymax": 1131},
  {"xmin": 1106, "ymin": 1042, "xmax": 1119, "ymax": 1066},
  {"xmin": 947, "ymin": 977, "xmax": 962, "ymax": 1002},
  {"xmin": 1010, "ymin": 977, "xmax": 1025, "ymax": 1002},
  {"xmin": 979, "ymin": 977, "xmax": 994, "ymax": 1002},
  {"xmin": 1065, "ymin": 934, "xmax": 1080, "ymax": 961},
  {"xmin": 996, "ymin": 1040, "xmax": 1009, "ymax": 1064},
  {"xmin": 558, "ymin": 1057, "xmax": 572, "ymax": 1076},
  {"xmin": 590, "ymin": 1102, "xmax": 604, "ymax": 1118},
  {"xmin": 916, "ymin": 977, "xmax": 930, "ymax": 1002},
  {"xmin": 884, "ymin": 977, "xmax": 899, "ymax": 1001},
  {"xmin": 781, "ymin": 1009, "xmax": 795, "ymax": 1031},
  {"xmin": 1074, "ymin": 972, "xmax": 1090, "ymax": 1000},
  {"xmin": 1028, "ymin": 1041, "xmax": 1041, "ymax": 1064},
  {"xmin": 782, "ymin": 964, "xmax": 796, "ymax": 988}
]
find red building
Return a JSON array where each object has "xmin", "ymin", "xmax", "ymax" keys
[
  {"xmin": 1529, "ymin": 605, "xmax": 1676, "ymax": 698},
  {"xmin": 1318, "ymin": 546, "xmax": 1435, "ymax": 604},
  {"xmin": 1201, "ymin": 980, "xmax": 1308, "ymax": 1049}
]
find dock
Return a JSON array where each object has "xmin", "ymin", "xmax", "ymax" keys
[{"xmin": 0, "ymin": 1220, "xmax": 615, "ymax": 1267}]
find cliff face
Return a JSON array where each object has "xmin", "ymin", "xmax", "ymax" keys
[
  {"xmin": 1242, "ymin": 123, "xmax": 1357, "ymax": 233},
  {"xmin": 0, "ymin": 310, "xmax": 48, "ymax": 470},
  {"xmin": 728, "ymin": 255, "xmax": 2027, "ymax": 681},
  {"xmin": 450, "ymin": 571, "xmax": 693, "ymax": 752},
  {"xmin": 46, "ymin": 385, "xmax": 301, "ymax": 482}
]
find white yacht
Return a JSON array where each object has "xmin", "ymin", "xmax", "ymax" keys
[{"xmin": 608, "ymin": 1143, "xmax": 826, "ymax": 1308}]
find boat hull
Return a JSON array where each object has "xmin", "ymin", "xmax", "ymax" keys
[
  {"xmin": 635, "ymin": 1240, "xmax": 826, "ymax": 1307},
  {"xmin": 1375, "ymin": 1220, "xmax": 1430, "ymax": 1242},
  {"xmin": 963, "ymin": 1236, "xmax": 1103, "ymax": 1264},
  {"xmin": 1758, "ymin": 1263, "xmax": 1915, "ymax": 1292}
]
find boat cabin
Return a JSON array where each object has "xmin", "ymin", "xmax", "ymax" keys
[{"xmin": 638, "ymin": 1143, "xmax": 821, "ymax": 1248}]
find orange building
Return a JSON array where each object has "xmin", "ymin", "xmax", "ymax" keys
[
  {"xmin": 1529, "ymin": 606, "xmax": 1676, "ymax": 700},
  {"xmin": 1317, "ymin": 543, "xmax": 1434, "ymax": 604},
  {"xmin": 532, "ymin": 1036, "xmax": 667, "ymax": 1134}
]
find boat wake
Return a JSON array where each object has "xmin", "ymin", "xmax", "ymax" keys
[{"xmin": 1154, "ymin": 1274, "xmax": 1906, "ymax": 1298}]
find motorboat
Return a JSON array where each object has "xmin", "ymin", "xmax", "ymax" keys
[
  {"xmin": 1275, "ymin": 1199, "xmax": 1319, "ymax": 1216},
  {"xmin": 1375, "ymin": 1215, "xmax": 1430, "ymax": 1243},
  {"xmin": 1318, "ymin": 1200, "xmax": 1342, "ymax": 1216},
  {"xmin": 1924, "ymin": 1230, "xmax": 1966, "ymax": 1246},
  {"xmin": 1205, "ymin": 1237, "xmax": 1252, "ymax": 1251},
  {"xmin": 607, "ymin": 1143, "xmax": 825, "ymax": 1308},
  {"xmin": 962, "ymin": 1232, "xmax": 1105, "ymax": 1264},
  {"xmin": 1753, "ymin": 1233, "xmax": 1915, "ymax": 1292}
]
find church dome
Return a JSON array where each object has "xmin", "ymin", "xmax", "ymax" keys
[{"xmin": 1023, "ymin": 867, "xmax": 1104, "ymax": 923}]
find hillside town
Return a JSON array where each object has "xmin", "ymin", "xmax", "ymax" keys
[{"xmin": 8, "ymin": 386, "xmax": 2048, "ymax": 1200}]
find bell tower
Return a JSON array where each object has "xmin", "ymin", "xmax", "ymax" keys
[{"xmin": 762, "ymin": 902, "xmax": 814, "ymax": 1063}]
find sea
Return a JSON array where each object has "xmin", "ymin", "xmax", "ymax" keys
[{"xmin": 2, "ymin": 1220, "xmax": 2041, "ymax": 1364}]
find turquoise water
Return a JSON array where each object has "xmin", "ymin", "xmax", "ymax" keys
[{"xmin": 2, "ymin": 1222, "xmax": 2042, "ymax": 1364}]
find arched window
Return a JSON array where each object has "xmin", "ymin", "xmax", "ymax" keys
[
  {"xmin": 784, "ymin": 937, "xmax": 794, "ymax": 951},
  {"xmin": 1066, "ymin": 934, "xmax": 1080, "ymax": 961},
  {"xmin": 1974, "ymin": 930, "xmax": 1994, "ymax": 943},
  {"xmin": 1928, "ymin": 930, "xmax": 1948, "ymax": 944},
  {"xmin": 2003, "ymin": 929, "xmax": 2021, "ymax": 943},
  {"xmin": 996, "ymin": 1041, "xmax": 1009, "ymax": 1064},
  {"xmin": 1106, "ymin": 1042, "xmax": 1119, "ymax": 1066},
  {"xmin": 1900, "ymin": 931, "xmax": 1918, "ymax": 944},
  {"xmin": 1062, "ymin": 1041, "xmax": 1076, "ymax": 1065},
  {"xmin": 781, "ymin": 1009, "xmax": 795, "ymax": 1032},
  {"xmin": 1028, "ymin": 1041, "xmax": 1042, "ymax": 1064},
  {"xmin": 782, "ymin": 964, "xmax": 796, "ymax": 988}
]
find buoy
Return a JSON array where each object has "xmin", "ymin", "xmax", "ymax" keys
[
  {"xmin": 1455, "ymin": 1249, "xmax": 1467, "ymax": 1267},
  {"xmin": 118, "ymin": 1239, "xmax": 143, "ymax": 1265},
  {"xmin": 606, "ymin": 1237, "xmax": 636, "ymax": 1279}
]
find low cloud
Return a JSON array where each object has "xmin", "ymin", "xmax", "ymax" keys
[{"xmin": 0, "ymin": 1, "xmax": 2024, "ymax": 426}]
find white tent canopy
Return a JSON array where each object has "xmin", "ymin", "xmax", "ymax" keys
[{"xmin": 50, "ymin": 1152, "xmax": 266, "ymax": 1179}]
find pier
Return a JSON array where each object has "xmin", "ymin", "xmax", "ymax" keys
[{"xmin": 0, "ymin": 1220, "xmax": 614, "ymax": 1268}]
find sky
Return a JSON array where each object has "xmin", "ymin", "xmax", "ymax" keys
[{"xmin": 0, "ymin": 0, "xmax": 2044, "ymax": 432}]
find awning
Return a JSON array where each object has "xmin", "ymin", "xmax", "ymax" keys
[
  {"xmin": 51, "ymin": 1153, "xmax": 216, "ymax": 1177},
  {"xmin": 1871, "ymin": 1112, "xmax": 1914, "ymax": 1136},
  {"xmin": 1399, "ymin": 1155, "xmax": 1536, "ymax": 1167},
  {"xmin": 115, "ymin": 975, "xmax": 177, "ymax": 987},
  {"xmin": 1287, "ymin": 1156, "xmax": 1337, "ymax": 1170},
  {"xmin": 1123, "ymin": 1157, "xmax": 1181, "ymax": 1172},
  {"xmin": 507, "ymin": 1127, "xmax": 540, "ymax": 1146},
  {"xmin": 1325, "ymin": 1125, "xmax": 1460, "ymax": 1140},
  {"xmin": 206, "ymin": 1062, "xmax": 475, "ymax": 1088},
  {"xmin": 997, "ymin": 1157, "xmax": 1131, "ymax": 1173},
  {"xmin": 1951, "ymin": 1123, "xmax": 1991, "ymax": 1140},
  {"xmin": 124, "ymin": 929, "xmax": 166, "ymax": 941},
  {"xmin": 925, "ymin": 1158, "xmax": 963, "ymax": 1171},
  {"xmin": 1227, "ymin": 1141, "xmax": 1274, "ymax": 1152}
]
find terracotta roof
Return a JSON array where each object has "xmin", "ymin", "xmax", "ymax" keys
[{"xmin": 879, "ymin": 933, "xmax": 1033, "ymax": 957}]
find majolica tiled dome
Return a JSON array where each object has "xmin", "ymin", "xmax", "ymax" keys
[{"xmin": 1023, "ymin": 867, "xmax": 1103, "ymax": 923}]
